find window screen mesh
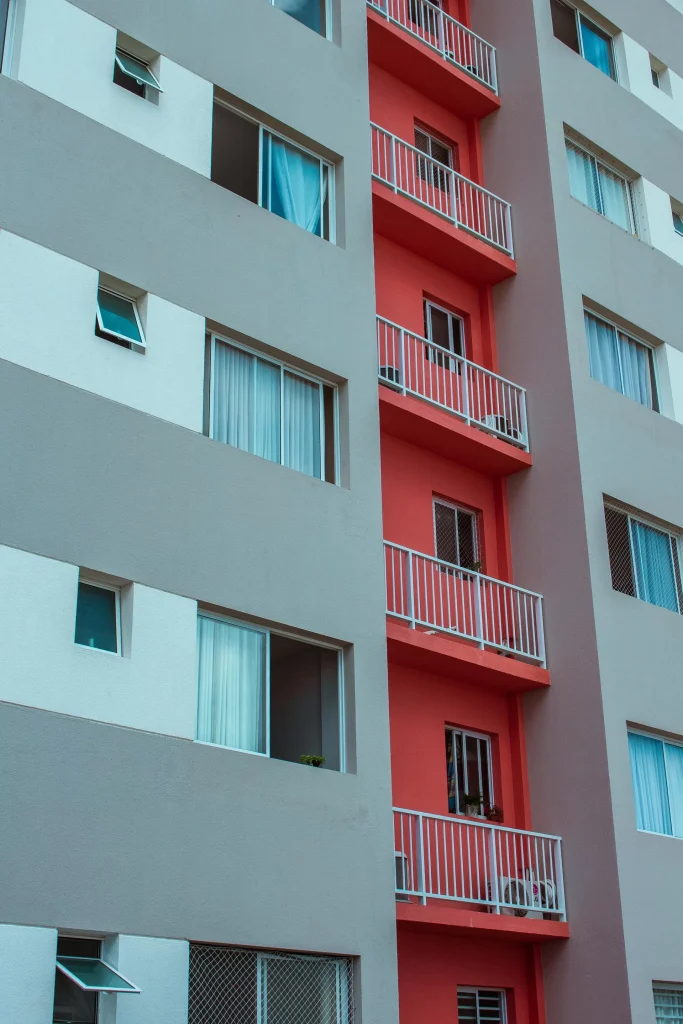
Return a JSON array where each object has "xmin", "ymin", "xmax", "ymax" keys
[
  {"xmin": 604, "ymin": 505, "xmax": 635, "ymax": 596},
  {"xmin": 457, "ymin": 988, "xmax": 505, "ymax": 1023},
  {"xmin": 654, "ymin": 986, "xmax": 683, "ymax": 1023},
  {"xmin": 435, "ymin": 501, "xmax": 478, "ymax": 570},
  {"xmin": 189, "ymin": 944, "xmax": 354, "ymax": 1024}
]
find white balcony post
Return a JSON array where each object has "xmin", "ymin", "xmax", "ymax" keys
[
  {"xmin": 389, "ymin": 134, "xmax": 398, "ymax": 194},
  {"xmin": 535, "ymin": 596, "xmax": 546, "ymax": 669},
  {"xmin": 519, "ymin": 388, "xmax": 529, "ymax": 450},
  {"xmin": 437, "ymin": 6, "xmax": 445, "ymax": 56},
  {"xmin": 461, "ymin": 358, "xmax": 471, "ymax": 425},
  {"xmin": 416, "ymin": 813, "xmax": 427, "ymax": 905},
  {"xmin": 406, "ymin": 549, "xmax": 415, "ymax": 628},
  {"xmin": 488, "ymin": 826, "xmax": 501, "ymax": 914},
  {"xmin": 474, "ymin": 573, "xmax": 485, "ymax": 649},
  {"xmin": 449, "ymin": 168, "xmax": 458, "ymax": 227},
  {"xmin": 398, "ymin": 327, "xmax": 407, "ymax": 395},
  {"xmin": 505, "ymin": 202, "xmax": 514, "ymax": 259},
  {"xmin": 555, "ymin": 839, "xmax": 567, "ymax": 921}
]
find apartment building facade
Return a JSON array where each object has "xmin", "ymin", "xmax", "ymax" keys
[{"xmin": 1, "ymin": 0, "xmax": 683, "ymax": 1022}]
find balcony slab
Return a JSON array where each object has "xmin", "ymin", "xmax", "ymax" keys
[
  {"xmin": 396, "ymin": 901, "xmax": 569, "ymax": 942},
  {"xmin": 379, "ymin": 382, "xmax": 532, "ymax": 475},
  {"xmin": 386, "ymin": 618, "xmax": 550, "ymax": 693},
  {"xmin": 367, "ymin": 8, "xmax": 500, "ymax": 119},
  {"xmin": 372, "ymin": 182, "xmax": 516, "ymax": 285}
]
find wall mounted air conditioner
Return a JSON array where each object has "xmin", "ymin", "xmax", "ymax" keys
[
  {"xmin": 488, "ymin": 876, "xmax": 544, "ymax": 919},
  {"xmin": 380, "ymin": 366, "xmax": 401, "ymax": 388},
  {"xmin": 483, "ymin": 413, "xmax": 522, "ymax": 442}
]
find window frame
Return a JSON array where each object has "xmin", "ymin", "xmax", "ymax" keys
[
  {"xmin": 672, "ymin": 205, "xmax": 683, "ymax": 237},
  {"xmin": 654, "ymin": 983, "xmax": 683, "ymax": 1024},
  {"xmin": 114, "ymin": 47, "xmax": 163, "ymax": 94},
  {"xmin": 424, "ymin": 299, "xmax": 465, "ymax": 357},
  {"xmin": 605, "ymin": 503, "xmax": 683, "ymax": 613},
  {"xmin": 208, "ymin": 332, "xmax": 339, "ymax": 484},
  {"xmin": 565, "ymin": 136, "xmax": 636, "ymax": 233},
  {"xmin": 195, "ymin": 610, "xmax": 346, "ymax": 772},
  {"xmin": 433, "ymin": 497, "xmax": 480, "ymax": 569},
  {"xmin": 268, "ymin": 0, "xmax": 333, "ymax": 41},
  {"xmin": 95, "ymin": 287, "xmax": 146, "ymax": 349},
  {"xmin": 56, "ymin": 957, "xmax": 141, "ymax": 994},
  {"xmin": 551, "ymin": 0, "xmax": 617, "ymax": 80},
  {"xmin": 446, "ymin": 726, "xmax": 494, "ymax": 817},
  {"xmin": 628, "ymin": 728, "xmax": 683, "ymax": 838},
  {"xmin": 583, "ymin": 307, "xmax": 659, "ymax": 410},
  {"xmin": 457, "ymin": 986, "xmax": 507, "ymax": 1024},
  {"xmin": 74, "ymin": 578, "xmax": 122, "ymax": 657}
]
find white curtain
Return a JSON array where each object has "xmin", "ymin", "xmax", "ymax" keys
[
  {"xmin": 196, "ymin": 615, "xmax": 266, "ymax": 753},
  {"xmin": 213, "ymin": 340, "xmax": 280, "ymax": 463},
  {"xmin": 664, "ymin": 743, "xmax": 683, "ymax": 839},
  {"xmin": 283, "ymin": 371, "xmax": 322, "ymax": 478},
  {"xmin": 598, "ymin": 163, "xmax": 631, "ymax": 230},
  {"xmin": 566, "ymin": 142, "xmax": 600, "ymax": 211},
  {"xmin": 618, "ymin": 332, "xmax": 652, "ymax": 407},
  {"xmin": 268, "ymin": 134, "xmax": 325, "ymax": 236},
  {"xmin": 585, "ymin": 312, "xmax": 621, "ymax": 392},
  {"xmin": 628, "ymin": 732, "xmax": 672, "ymax": 835},
  {"xmin": 655, "ymin": 987, "xmax": 683, "ymax": 1023},
  {"xmin": 630, "ymin": 521, "xmax": 679, "ymax": 612}
]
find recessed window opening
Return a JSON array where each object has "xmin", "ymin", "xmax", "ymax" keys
[
  {"xmin": 565, "ymin": 137, "xmax": 635, "ymax": 233},
  {"xmin": 434, "ymin": 498, "xmax": 479, "ymax": 571},
  {"xmin": 95, "ymin": 287, "xmax": 146, "ymax": 350},
  {"xmin": 74, "ymin": 579, "xmax": 121, "ymax": 655},
  {"xmin": 414, "ymin": 125, "xmax": 456, "ymax": 195},
  {"xmin": 652, "ymin": 67, "xmax": 661, "ymax": 88},
  {"xmin": 584, "ymin": 310, "xmax": 658, "ymax": 410},
  {"xmin": 209, "ymin": 334, "xmax": 338, "ymax": 483},
  {"xmin": 446, "ymin": 726, "xmax": 493, "ymax": 817},
  {"xmin": 53, "ymin": 936, "xmax": 140, "ymax": 1024},
  {"xmin": 211, "ymin": 102, "xmax": 334, "ymax": 241},
  {"xmin": 269, "ymin": 0, "xmax": 331, "ymax": 39},
  {"xmin": 629, "ymin": 731, "xmax": 683, "ymax": 838},
  {"xmin": 604, "ymin": 504, "xmax": 683, "ymax": 613},
  {"xmin": 672, "ymin": 200, "xmax": 683, "ymax": 237},
  {"xmin": 457, "ymin": 987, "xmax": 507, "ymax": 1024},
  {"xmin": 196, "ymin": 612, "xmax": 345, "ymax": 771},
  {"xmin": 550, "ymin": 0, "xmax": 616, "ymax": 80},
  {"xmin": 113, "ymin": 47, "xmax": 162, "ymax": 98},
  {"xmin": 654, "ymin": 984, "xmax": 683, "ymax": 1023},
  {"xmin": 424, "ymin": 299, "xmax": 465, "ymax": 370}
]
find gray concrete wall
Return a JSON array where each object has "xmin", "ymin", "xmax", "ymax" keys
[{"xmin": 0, "ymin": 0, "xmax": 399, "ymax": 1020}]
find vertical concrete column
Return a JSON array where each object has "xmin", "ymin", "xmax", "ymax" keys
[{"xmin": 0, "ymin": 923, "xmax": 57, "ymax": 1024}]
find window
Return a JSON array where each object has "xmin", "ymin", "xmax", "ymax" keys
[
  {"xmin": 584, "ymin": 310, "xmax": 657, "ymax": 409},
  {"xmin": 565, "ymin": 137, "xmax": 635, "ymax": 232},
  {"xmin": 0, "ymin": 0, "xmax": 10, "ymax": 71},
  {"xmin": 628, "ymin": 732, "xmax": 683, "ymax": 838},
  {"xmin": 654, "ymin": 985, "xmax": 683, "ymax": 1023},
  {"xmin": 211, "ymin": 103, "xmax": 334, "ymax": 241},
  {"xmin": 95, "ymin": 287, "xmax": 146, "ymax": 349},
  {"xmin": 434, "ymin": 499, "xmax": 479, "ymax": 571},
  {"xmin": 672, "ymin": 202, "xmax": 683, "ymax": 237},
  {"xmin": 414, "ymin": 125, "xmax": 455, "ymax": 194},
  {"xmin": 457, "ymin": 988, "xmax": 506, "ymax": 1023},
  {"xmin": 424, "ymin": 299, "xmax": 464, "ymax": 362},
  {"xmin": 550, "ymin": 0, "xmax": 616, "ymax": 79},
  {"xmin": 652, "ymin": 67, "xmax": 661, "ymax": 88},
  {"xmin": 446, "ymin": 727, "xmax": 493, "ymax": 816},
  {"xmin": 113, "ymin": 48, "xmax": 162, "ymax": 98},
  {"xmin": 604, "ymin": 505, "xmax": 683, "ymax": 613},
  {"xmin": 189, "ymin": 945, "xmax": 353, "ymax": 1024},
  {"xmin": 196, "ymin": 612, "xmax": 344, "ymax": 770},
  {"xmin": 208, "ymin": 334, "xmax": 337, "ymax": 482},
  {"xmin": 74, "ymin": 580, "xmax": 121, "ymax": 654},
  {"xmin": 270, "ymin": 0, "xmax": 330, "ymax": 38},
  {"xmin": 53, "ymin": 937, "xmax": 139, "ymax": 1024}
]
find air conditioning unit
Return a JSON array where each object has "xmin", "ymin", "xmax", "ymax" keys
[
  {"xmin": 488, "ymin": 876, "xmax": 557, "ymax": 918},
  {"xmin": 483, "ymin": 413, "xmax": 523, "ymax": 443},
  {"xmin": 380, "ymin": 365, "xmax": 401, "ymax": 388}
]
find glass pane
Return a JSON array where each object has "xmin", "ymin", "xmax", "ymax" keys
[
  {"xmin": 456, "ymin": 510, "xmax": 477, "ymax": 569},
  {"xmin": 673, "ymin": 211, "xmax": 683, "ymax": 236},
  {"xmin": 212, "ymin": 341, "xmax": 280, "ymax": 463},
  {"xmin": 597, "ymin": 164, "xmax": 631, "ymax": 230},
  {"xmin": 464, "ymin": 736, "xmax": 483, "ymax": 811},
  {"xmin": 196, "ymin": 616, "xmax": 267, "ymax": 753},
  {"xmin": 617, "ymin": 332, "xmax": 653, "ymax": 408},
  {"xmin": 630, "ymin": 521, "xmax": 679, "ymax": 612},
  {"xmin": 550, "ymin": 0, "xmax": 580, "ymax": 52},
  {"xmin": 566, "ymin": 143, "xmax": 600, "ymax": 212},
  {"xmin": 264, "ymin": 134, "xmax": 323, "ymax": 237},
  {"xmin": 579, "ymin": 18, "xmax": 615, "ymax": 78},
  {"xmin": 628, "ymin": 732, "xmax": 672, "ymax": 835},
  {"xmin": 283, "ymin": 372, "xmax": 321, "ymax": 478},
  {"xmin": 654, "ymin": 987, "xmax": 683, "ymax": 1024},
  {"xmin": 426, "ymin": 306, "xmax": 452, "ymax": 351},
  {"xmin": 74, "ymin": 583, "xmax": 118, "ymax": 653},
  {"xmin": 97, "ymin": 289, "xmax": 142, "ymax": 343},
  {"xmin": 664, "ymin": 743, "xmax": 683, "ymax": 839},
  {"xmin": 115, "ymin": 50, "xmax": 160, "ymax": 89},
  {"xmin": 446, "ymin": 730, "xmax": 457, "ymax": 812},
  {"xmin": 53, "ymin": 971, "xmax": 97, "ymax": 1024},
  {"xmin": 272, "ymin": 0, "xmax": 326, "ymax": 35},
  {"xmin": 585, "ymin": 312, "xmax": 621, "ymax": 393},
  {"xmin": 56, "ymin": 958, "xmax": 137, "ymax": 991}
]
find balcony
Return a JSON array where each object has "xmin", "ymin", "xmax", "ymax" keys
[
  {"xmin": 384, "ymin": 542, "xmax": 549, "ymax": 690},
  {"xmin": 371, "ymin": 125, "xmax": 515, "ymax": 283},
  {"xmin": 366, "ymin": 0, "xmax": 500, "ymax": 118},
  {"xmin": 377, "ymin": 316, "xmax": 532, "ymax": 475},
  {"xmin": 393, "ymin": 808, "xmax": 568, "ymax": 939}
]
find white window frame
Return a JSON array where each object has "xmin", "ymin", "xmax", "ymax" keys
[
  {"xmin": 433, "ymin": 497, "xmax": 480, "ymax": 568},
  {"xmin": 114, "ymin": 47, "xmax": 163, "ymax": 94},
  {"xmin": 654, "ymin": 983, "xmax": 683, "ymax": 1023},
  {"xmin": 75, "ymin": 578, "xmax": 122, "ymax": 657},
  {"xmin": 268, "ymin": 0, "xmax": 333, "ymax": 41},
  {"xmin": 565, "ymin": 136, "xmax": 636, "ymax": 233},
  {"xmin": 583, "ymin": 307, "xmax": 659, "ymax": 408},
  {"xmin": 424, "ymin": 299, "xmax": 464, "ymax": 356},
  {"xmin": 195, "ymin": 610, "xmax": 346, "ymax": 772},
  {"xmin": 553, "ymin": 0, "xmax": 617, "ymax": 80},
  {"xmin": 95, "ymin": 287, "xmax": 146, "ymax": 349},
  {"xmin": 457, "ymin": 987, "xmax": 507, "ymax": 1024},
  {"xmin": 446, "ymin": 726, "xmax": 494, "ymax": 817},
  {"xmin": 209, "ymin": 332, "xmax": 339, "ymax": 484}
]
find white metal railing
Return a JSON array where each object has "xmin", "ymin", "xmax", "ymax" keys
[
  {"xmin": 394, "ymin": 808, "xmax": 565, "ymax": 919},
  {"xmin": 367, "ymin": 0, "xmax": 497, "ymax": 93},
  {"xmin": 385, "ymin": 542, "xmax": 545, "ymax": 665},
  {"xmin": 371, "ymin": 124, "xmax": 514, "ymax": 257},
  {"xmin": 377, "ymin": 316, "xmax": 529, "ymax": 450}
]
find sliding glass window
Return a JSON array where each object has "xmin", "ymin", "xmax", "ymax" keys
[
  {"xmin": 209, "ymin": 335, "xmax": 337, "ymax": 483},
  {"xmin": 604, "ymin": 504, "xmax": 683, "ymax": 613},
  {"xmin": 270, "ymin": 0, "xmax": 330, "ymax": 39},
  {"xmin": 565, "ymin": 138, "xmax": 635, "ymax": 232},
  {"xmin": 584, "ymin": 311, "xmax": 657, "ymax": 409},
  {"xmin": 628, "ymin": 731, "xmax": 683, "ymax": 837}
]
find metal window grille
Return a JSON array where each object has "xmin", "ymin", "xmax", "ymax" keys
[
  {"xmin": 604, "ymin": 506, "xmax": 636, "ymax": 596},
  {"xmin": 604, "ymin": 504, "xmax": 683, "ymax": 611},
  {"xmin": 434, "ymin": 499, "xmax": 478, "ymax": 570},
  {"xmin": 446, "ymin": 728, "xmax": 493, "ymax": 815},
  {"xmin": 457, "ymin": 988, "xmax": 506, "ymax": 1023},
  {"xmin": 654, "ymin": 985, "xmax": 683, "ymax": 1023},
  {"xmin": 189, "ymin": 944, "xmax": 353, "ymax": 1024}
]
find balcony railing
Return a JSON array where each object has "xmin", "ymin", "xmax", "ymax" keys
[
  {"xmin": 394, "ymin": 808, "xmax": 565, "ymax": 919},
  {"xmin": 367, "ymin": 0, "xmax": 497, "ymax": 93},
  {"xmin": 385, "ymin": 542, "xmax": 545, "ymax": 665},
  {"xmin": 371, "ymin": 124, "xmax": 514, "ymax": 257},
  {"xmin": 377, "ymin": 316, "xmax": 529, "ymax": 450}
]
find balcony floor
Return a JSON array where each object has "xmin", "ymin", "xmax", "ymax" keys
[
  {"xmin": 367, "ymin": 8, "xmax": 501, "ymax": 119},
  {"xmin": 386, "ymin": 618, "xmax": 550, "ymax": 693},
  {"xmin": 396, "ymin": 900, "xmax": 569, "ymax": 942},
  {"xmin": 372, "ymin": 182, "xmax": 516, "ymax": 285},
  {"xmin": 379, "ymin": 383, "xmax": 532, "ymax": 475}
]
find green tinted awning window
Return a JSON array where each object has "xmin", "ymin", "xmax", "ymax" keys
[{"xmin": 56, "ymin": 957, "xmax": 140, "ymax": 993}]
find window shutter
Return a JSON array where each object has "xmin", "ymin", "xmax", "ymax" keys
[{"xmin": 604, "ymin": 506, "xmax": 636, "ymax": 596}]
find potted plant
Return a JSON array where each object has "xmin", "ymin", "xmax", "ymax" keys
[
  {"xmin": 300, "ymin": 754, "xmax": 326, "ymax": 767},
  {"xmin": 462, "ymin": 793, "xmax": 482, "ymax": 816},
  {"xmin": 485, "ymin": 805, "xmax": 504, "ymax": 823}
]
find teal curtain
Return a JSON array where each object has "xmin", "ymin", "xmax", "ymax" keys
[
  {"xmin": 630, "ymin": 521, "xmax": 678, "ymax": 612},
  {"xmin": 664, "ymin": 743, "xmax": 683, "ymax": 839},
  {"xmin": 628, "ymin": 732, "xmax": 671, "ymax": 835},
  {"xmin": 579, "ymin": 18, "xmax": 614, "ymax": 78}
]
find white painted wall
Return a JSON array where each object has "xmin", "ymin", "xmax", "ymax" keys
[
  {"xmin": 102, "ymin": 936, "xmax": 189, "ymax": 1024},
  {"xmin": 0, "ymin": 924, "xmax": 57, "ymax": 1024},
  {"xmin": 0, "ymin": 545, "xmax": 199, "ymax": 737},
  {"xmin": 657, "ymin": 343, "xmax": 683, "ymax": 425},
  {"xmin": 0, "ymin": 231, "xmax": 205, "ymax": 431},
  {"xmin": 619, "ymin": 32, "xmax": 683, "ymax": 132},
  {"xmin": 12, "ymin": 0, "xmax": 213, "ymax": 174},
  {"xmin": 637, "ymin": 178, "xmax": 683, "ymax": 267}
]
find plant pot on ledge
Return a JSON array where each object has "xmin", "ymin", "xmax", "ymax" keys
[
  {"xmin": 463, "ymin": 794, "xmax": 483, "ymax": 817},
  {"xmin": 485, "ymin": 805, "xmax": 504, "ymax": 824},
  {"xmin": 300, "ymin": 754, "xmax": 326, "ymax": 768}
]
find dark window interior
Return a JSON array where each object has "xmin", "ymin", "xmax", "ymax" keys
[
  {"xmin": 425, "ymin": 303, "xmax": 464, "ymax": 356},
  {"xmin": 0, "ymin": 0, "xmax": 9, "ymax": 67},
  {"xmin": 53, "ymin": 937, "xmax": 101, "ymax": 1024},
  {"xmin": 211, "ymin": 104, "xmax": 260, "ymax": 203},
  {"xmin": 269, "ymin": 634, "xmax": 341, "ymax": 770},
  {"xmin": 550, "ymin": 0, "xmax": 580, "ymax": 52},
  {"xmin": 113, "ymin": 60, "xmax": 145, "ymax": 97},
  {"xmin": 323, "ymin": 384, "xmax": 336, "ymax": 484}
]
